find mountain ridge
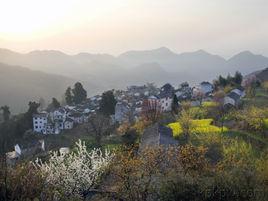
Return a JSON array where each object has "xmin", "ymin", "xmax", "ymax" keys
[{"xmin": 1, "ymin": 47, "xmax": 268, "ymax": 112}]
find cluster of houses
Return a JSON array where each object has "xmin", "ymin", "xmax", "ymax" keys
[
  {"xmin": 33, "ymin": 81, "xmax": 246, "ymax": 135},
  {"xmin": 33, "ymin": 96, "xmax": 102, "ymax": 134},
  {"xmin": 113, "ymin": 82, "xmax": 215, "ymax": 123}
]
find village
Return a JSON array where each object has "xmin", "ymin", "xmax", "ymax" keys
[
  {"xmin": 32, "ymin": 81, "xmax": 245, "ymax": 135},
  {"xmin": 1, "ymin": 1, "xmax": 268, "ymax": 199},
  {"xmin": 5, "ymin": 69, "xmax": 254, "ymax": 167}
]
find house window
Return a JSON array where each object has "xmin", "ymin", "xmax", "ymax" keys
[
  {"xmin": 35, "ymin": 121, "xmax": 38, "ymax": 124},
  {"xmin": 166, "ymin": 103, "xmax": 168, "ymax": 106},
  {"xmin": 35, "ymin": 126, "xmax": 38, "ymax": 129}
]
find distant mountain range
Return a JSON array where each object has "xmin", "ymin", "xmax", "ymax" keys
[{"xmin": 0, "ymin": 47, "xmax": 268, "ymax": 113}]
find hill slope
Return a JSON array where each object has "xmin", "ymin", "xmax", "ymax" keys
[{"xmin": 0, "ymin": 63, "xmax": 102, "ymax": 113}]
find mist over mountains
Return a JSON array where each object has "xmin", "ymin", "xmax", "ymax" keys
[{"xmin": 1, "ymin": 47, "xmax": 268, "ymax": 113}]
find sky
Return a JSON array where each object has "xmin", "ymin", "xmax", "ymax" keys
[{"xmin": 0, "ymin": 0, "xmax": 267, "ymax": 58}]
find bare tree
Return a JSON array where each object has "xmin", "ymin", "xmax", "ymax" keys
[
  {"xmin": 179, "ymin": 109, "xmax": 193, "ymax": 143},
  {"xmin": 195, "ymin": 91, "xmax": 205, "ymax": 105},
  {"xmin": 141, "ymin": 99, "xmax": 161, "ymax": 123},
  {"xmin": 85, "ymin": 114, "xmax": 112, "ymax": 147}
]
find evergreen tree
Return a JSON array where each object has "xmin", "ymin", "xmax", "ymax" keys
[
  {"xmin": 0, "ymin": 105, "xmax": 11, "ymax": 122},
  {"xmin": 218, "ymin": 75, "xmax": 227, "ymax": 87},
  {"xmin": 226, "ymin": 74, "xmax": 232, "ymax": 85},
  {"xmin": 47, "ymin": 98, "xmax": 61, "ymax": 111},
  {"xmin": 234, "ymin": 71, "xmax": 243, "ymax": 85},
  {"xmin": 72, "ymin": 82, "xmax": 87, "ymax": 104},
  {"xmin": 65, "ymin": 87, "xmax": 73, "ymax": 105},
  {"xmin": 38, "ymin": 97, "xmax": 46, "ymax": 111},
  {"xmin": 99, "ymin": 90, "xmax": 117, "ymax": 116},
  {"xmin": 14, "ymin": 101, "xmax": 40, "ymax": 139},
  {"xmin": 25, "ymin": 102, "xmax": 40, "ymax": 129},
  {"xmin": 172, "ymin": 95, "xmax": 179, "ymax": 114}
]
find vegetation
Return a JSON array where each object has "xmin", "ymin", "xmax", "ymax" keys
[
  {"xmin": 47, "ymin": 97, "xmax": 61, "ymax": 111},
  {"xmin": 214, "ymin": 71, "xmax": 243, "ymax": 88},
  {"xmin": 72, "ymin": 82, "xmax": 87, "ymax": 104},
  {"xmin": 65, "ymin": 86, "xmax": 73, "ymax": 105},
  {"xmin": 168, "ymin": 119, "xmax": 228, "ymax": 138},
  {"xmin": 1, "ymin": 76, "xmax": 268, "ymax": 201},
  {"xmin": 99, "ymin": 90, "xmax": 117, "ymax": 116},
  {"xmin": 34, "ymin": 140, "xmax": 114, "ymax": 199}
]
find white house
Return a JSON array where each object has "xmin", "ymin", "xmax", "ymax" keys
[
  {"xmin": 64, "ymin": 118, "xmax": 74, "ymax": 129},
  {"xmin": 115, "ymin": 102, "xmax": 130, "ymax": 123},
  {"xmin": 33, "ymin": 112, "xmax": 48, "ymax": 133},
  {"xmin": 223, "ymin": 96, "xmax": 236, "ymax": 107},
  {"xmin": 68, "ymin": 112, "xmax": 84, "ymax": 124},
  {"xmin": 51, "ymin": 108, "xmax": 66, "ymax": 122},
  {"xmin": 159, "ymin": 83, "xmax": 174, "ymax": 112},
  {"xmin": 43, "ymin": 123, "xmax": 55, "ymax": 134},
  {"xmin": 224, "ymin": 91, "xmax": 241, "ymax": 107},
  {"xmin": 193, "ymin": 82, "xmax": 214, "ymax": 97}
]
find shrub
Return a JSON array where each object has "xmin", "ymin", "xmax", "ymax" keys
[
  {"xmin": 34, "ymin": 140, "xmax": 114, "ymax": 199},
  {"xmin": 234, "ymin": 106, "xmax": 268, "ymax": 132},
  {"xmin": 0, "ymin": 162, "xmax": 53, "ymax": 201},
  {"xmin": 264, "ymin": 119, "xmax": 268, "ymax": 130}
]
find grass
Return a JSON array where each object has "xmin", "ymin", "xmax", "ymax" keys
[
  {"xmin": 264, "ymin": 119, "xmax": 268, "ymax": 130},
  {"xmin": 202, "ymin": 101, "xmax": 218, "ymax": 108},
  {"xmin": 168, "ymin": 119, "xmax": 228, "ymax": 138}
]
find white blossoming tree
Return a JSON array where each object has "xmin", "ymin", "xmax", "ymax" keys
[{"xmin": 34, "ymin": 140, "xmax": 114, "ymax": 198}]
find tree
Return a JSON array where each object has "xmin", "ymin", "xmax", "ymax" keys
[
  {"xmin": 179, "ymin": 109, "xmax": 193, "ymax": 143},
  {"xmin": 195, "ymin": 90, "xmax": 205, "ymax": 105},
  {"xmin": 72, "ymin": 82, "xmax": 87, "ymax": 104},
  {"xmin": 213, "ymin": 90, "xmax": 227, "ymax": 130},
  {"xmin": 141, "ymin": 99, "xmax": 161, "ymax": 123},
  {"xmin": 236, "ymin": 106, "xmax": 267, "ymax": 133},
  {"xmin": 121, "ymin": 128, "xmax": 139, "ymax": 146},
  {"xmin": 38, "ymin": 97, "xmax": 46, "ymax": 111},
  {"xmin": 47, "ymin": 98, "xmax": 60, "ymax": 111},
  {"xmin": 234, "ymin": 71, "xmax": 243, "ymax": 85},
  {"xmin": 85, "ymin": 114, "xmax": 112, "ymax": 147},
  {"xmin": 262, "ymin": 81, "xmax": 268, "ymax": 93},
  {"xmin": 171, "ymin": 95, "xmax": 179, "ymax": 114},
  {"xmin": 99, "ymin": 90, "xmax": 117, "ymax": 116},
  {"xmin": 65, "ymin": 86, "xmax": 73, "ymax": 105},
  {"xmin": 35, "ymin": 140, "xmax": 113, "ymax": 199},
  {"xmin": 218, "ymin": 75, "xmax": 227, "ymax": 87},
  {"xmin": 0, "ymin": 106, "xmax": 10, "ymax": 122},
  {"xmin": 23, "ymin": 101, "xmax": 40, "ymax": 129},
  {"xmin": 245, "ymin": 80, "xmax": 257, "ymax": 98}
]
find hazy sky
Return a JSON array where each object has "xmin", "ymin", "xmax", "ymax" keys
[{"xmin": 0, "ymin": 0, "xmax": 267, "ymax": 58}]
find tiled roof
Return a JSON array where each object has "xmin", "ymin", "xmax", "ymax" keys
[
  {"xmin": 228, "ymin": 92, "xmax": 241, "ymax": 101},
  {"xmin": 140, "ymin": 124, "xmax": 178, "ymax": 150},
  {"xmin": 33, "ymin": 113, "xmax": 48, "ymax": 118}
]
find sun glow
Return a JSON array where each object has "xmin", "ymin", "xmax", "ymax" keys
[
  {"xmin": 0, "ymin": 0, "xmax": 125, "ymax": 40},
  {"xmin": 0, "ymin": 0, "xmax": 73, "ymax": 39}
]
